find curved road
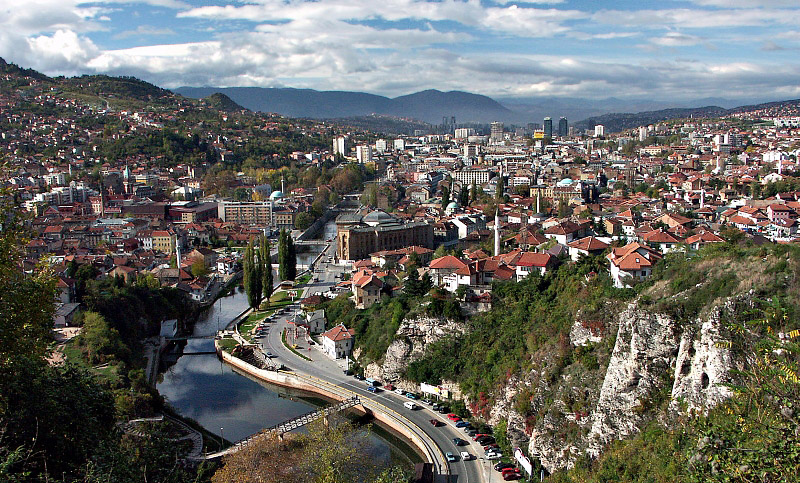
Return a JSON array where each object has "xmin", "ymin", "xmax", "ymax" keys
[{"xmin": 251, "ymin": 238, "xmax": 489, "ymax": 483}]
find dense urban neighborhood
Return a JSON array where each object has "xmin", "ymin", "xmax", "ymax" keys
[{"xmin": 2, "ymin": 57, "xmax": 800, "ymax": 483}]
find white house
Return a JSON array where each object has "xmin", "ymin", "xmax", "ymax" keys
[
  {"xmin": 606, "ymin": 242, "xmax": 663, "ymax": 288},
  {"xmin": 305, "ymin": 309, "xmax": 326, "ymax": 334},
  {"xmin": 322, "ymin": 324, "xmax": 355, "ymax": 359}
]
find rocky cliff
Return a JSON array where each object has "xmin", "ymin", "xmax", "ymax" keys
[
  {"xmin": 360, "ymin": 315, "xmax": 465, "ymax": 394},
  {"xmin": 486, "ymin": 295, "xmax": 741, "ymax": 472}
]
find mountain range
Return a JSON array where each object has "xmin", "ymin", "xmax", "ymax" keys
[
  {"xmin": 175, "ymin": 85, "xmax": 793, "ymax": 133},
  {"xmin": 175, "ymin": 87, "xmax": 513, "ymax": 125}
]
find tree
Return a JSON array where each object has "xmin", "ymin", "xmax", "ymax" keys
[
  {"xmin": 79, "ymin": 311, "xmax": 129, "ymax": 364},
  {"xmin": 404, "ymin": 267, "xmax": 421, "ymax": 297},
  {"xmin": 495, "ymin": 174, "xmax": 504, "ymax": 200},
  {"xmin": 278, "ymin": 229, "xmax": 297, "ymax": 282},
  {"xmin": 470, "ymin": 183, "xmax": 479, "ymax": 204},
  {"xmin": 459, "ymin": 185, "xmax": 469, "ymax": 206},
  {"xmin": 441, "ymin": 185, "xmax": 450, "ymax": 209},
  {"xmin": 190, "ymin": 258, "xmax": 208, "ymax": 278},
  {"xmin": 260, "ymin": 236, "xmax": 273, "ymax": 304},
  {"xmin": 243, "ymin": 239, "xmax": 262, "ymax": 309},
  {"xmin": 296, "ymin": 212, "xmax": 314, "ymax": 230}
]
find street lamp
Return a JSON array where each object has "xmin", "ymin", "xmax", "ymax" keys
[{"xmin": 220, "ymin": 427, "xmax": 224, "ymax": 448}]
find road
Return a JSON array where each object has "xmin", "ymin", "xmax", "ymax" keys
[{"xmin": 254, "ymin": 235, "xmax": 490, "ymax": 483}]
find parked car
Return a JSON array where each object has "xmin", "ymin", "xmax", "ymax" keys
[
  {"xmin": 429, "ymin": 419, "xmax": 443, "ymax": 427},
  {"xmin": 431, "ymin": 403, "xmax": 440, "ymax": 411},
  {"xmin": 437, "ymin": 407, "xmax": 448, "ymax": 414},
  {"xmin": 466, "ymin": 429, "xmax": 478, "ymax": 436},
  {"xmin": 479, "ymin": 437, "xmax": 496, "ymax": 446},
  {"xmin": 502, "ymin": 472, "xmax": 520, "ymax": 481},
  {"xmin": 343, "ymin": 370, "xmax": 353, "ymax": 376},
  {"xmin": 354, "ymin": 374, "xmax": 365, "ymax": 381},
  {"xmin": 486, "ymin": 452, "xmax": 503, "ymax": 460},
  {"xmin": 455, "ymin": 421, "xmax": 470, "ymax": 428},
  {"xmin": 384, "ymin": 384, "xmax": 395, "ymax": 391},
  {"xmin": 452, "ymin": 438, "xmax": 467, "ymax": 446},
  {"xmin": 473, "ymin": 433, "xmax": 489, "ymax": 441},
  {"xmin": 445, "ymin": 452, "xmax": 457, "ymax": 462},
  {"xmin": 446, "ymin": 413, "xmax": 459, "ymax": 420},
  {"xmin": 394, "ymin": 388, "xmax": 404, "ymax": 395},
  {"xmin": 502, "ymin": 468, "xmax": 521, "ymax": 476},
  {"xmin": 405, "ymin": 392, "xmax": 417, "ymax": 399},
  {"xmin": 495, "ymin": 462, "xmax": 515, "ymax": 471}
]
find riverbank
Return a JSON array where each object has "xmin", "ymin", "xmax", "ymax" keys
[{"xmin": 214, "ymin": 341, "xmax": 446, "ymax": 473}]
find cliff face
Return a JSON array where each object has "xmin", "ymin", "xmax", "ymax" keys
[
  {"xmin": 361, "ymin": 315, "xmax": 465, "ymax": 393},
  {"xmin": 365, "ymin": 296, "xmax": 742, "ymax": 473}
]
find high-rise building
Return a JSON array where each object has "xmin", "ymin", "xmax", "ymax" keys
[
  {"xmin": 638, "ymin": 126, "xmax": 647, "ymax": 142},
  {"xmin": 490, "ymin": 122, "xmax": 504, "ymax": 143},
  {"xmin": 543, "ymin": 117, "xmax": 553, "ymax": 137},
  {"xmin": 558, "ymin": 117, "xmax": 568, "ymax": 138},
  {"xmin": 455, "ymin": 128, "xmax": 476, "ymax": 139},
  {"xmin": 356, "ymin": 145, "xmax": 373, "ymax": 163},
  {"xmin": 375, "ymin": 139, "xmax": 387, "ymax": 154},
  {"xmin": 594, "ymin": 124, "xmax": 605, "ymax": 137},
  {"xmin": 393, "ymin": 138, "xmax": 405, "ymax": 151},
  {"xmin": 333, "ymin": 136, "xmax": 348, "ymax": 156}
]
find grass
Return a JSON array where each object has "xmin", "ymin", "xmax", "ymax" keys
[
  {"xmin": 218, "ymin": 337, "xmax": 238, "ymax": 352},
  {"xmin": 59, "ymin": 339, "xmax": 122, "ymax": 384},
  {"xmin": 295, "ymin": 273, "xmax": 312, "ymax": 286},
  {"xmin": 281, "ymin": 328, "xmax": 313, "ymax": 361}
]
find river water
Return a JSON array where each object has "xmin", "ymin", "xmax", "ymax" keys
[{"xmin": 156, "ymin": 281, "xmax": 414, "ymax": 466}]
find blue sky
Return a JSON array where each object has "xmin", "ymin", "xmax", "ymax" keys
[{"xmin": 2, "ymin": 0, "xmax": 799, "ymax": 102}]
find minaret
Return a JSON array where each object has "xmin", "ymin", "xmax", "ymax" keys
[
  {"xmin": 281, "ymin": 177, "xmax": 285, "ymax": 194},
  {"xmin": 700, "ymin": 189, "xmax": 705, "ymax": 209},
  {"xmin": 175, "ymin": 237, "xmax": 182, "ymax": 271},
  {"xmin": 494, "ymin": 209, "xmax": 500, "ymax": 257},
  {"xmin": 536, "ymin": 194, "xmax": 541, "ymax": 214}
]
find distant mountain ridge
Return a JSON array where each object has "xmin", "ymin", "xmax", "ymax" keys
[{"xmin": 174, "ymin": 86, "xmax": 512, "ymax": 124}]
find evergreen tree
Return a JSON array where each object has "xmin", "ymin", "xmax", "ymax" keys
[
  {"xmin": 260, "ymin": 236, "xmax": 273, "ymax": 303},
  {"xmin": 470, "ymin": 183, "xmax": 479, "ymax": 204},
  {"xmin": 243, "ymin": 239, "xmax": 262, "ymax": 309},
  {"xmin": 278, "ymin": 229, "xmax": 288, "ymax": 281},
  {"xmin": 495, "ymin": 174, "xmax": 504, "ymax": 200},
  {"xmin": 287, "ymin": 232, "xmax": 297, "ymax": 281},
  {"xmin": 441, "ymin": 185, "xmax": 450, "ymax": 209},
  {"xmin": 459, "ymin": 186, "xmax": 469, "ymax": 206},
  {"xmin": 404, "ymin": 268, "xmax": 421, "ymax": 297}
]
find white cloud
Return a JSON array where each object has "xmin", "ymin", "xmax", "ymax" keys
[
  {"xmin": 593, "ymin": 8, "xmax": 800, "ymax": 29},
  {"xmin": 650, "ymin": 32, "xmax": 705, "ymax": 47},
  {"xmin": 113, "ymin": 25, "xmax": 176, "ymax": 40}
]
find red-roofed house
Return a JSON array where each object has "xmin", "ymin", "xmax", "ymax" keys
[
  {"xmin": 642, "ymin": 229, "xmax": 685, "ymax": 254},
  {"xmin": 567, "ymin": 236, "xmax": 610, "ymax": 261},
  {"xmin": 322, "ymin": 324, "xmax": 356, "ymax": 359},
  {"xmin": 351, "ymin": 270, "xmax": 385, "ymax": 309},
  {"xmin": 514, "ymin": 252, "xmax": 558, "ymax": 279},
  {"xmin": 429, "ymin": 255, "xmax": 469, "ymax": 286},
  {"xmin": 607, "ymin": 242, "xmax": 663, "ymax": 288}
]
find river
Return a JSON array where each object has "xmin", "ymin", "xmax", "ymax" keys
[{"xmin": 156, "ymin": 285, "xmax": 415, "ymax": 468}]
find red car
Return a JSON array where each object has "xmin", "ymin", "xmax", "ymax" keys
[
  {"xmin": 384, "ymin": 384, "xmax": 395, "ymax": 391},
  {"xmin": 473, "ymin": 433, "xmax": 488, "ymax": 441},
  {"xmin": 502, "ymin": 468, "xmax": 521, "ymax": 475},
  {"xmin": 502, "ymin": 472, "xmax": 521, "ymax": 481},
  {"xmin": 447, "ymin": 413, "xmax": 461, "ymax": 421},
  {"xmin": 429, "ymin": 419, "xmax": 443, "ymax": 427}
]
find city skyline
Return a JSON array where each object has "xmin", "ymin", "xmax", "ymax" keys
[{"xmin": 2, "ymin": 0, "xmax": 800, "ymax": 102}]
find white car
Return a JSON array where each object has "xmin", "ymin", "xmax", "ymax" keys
[
  {"xmin": 460, "ymin": 452, "xmax": 473, "ymax": 461},
  {"xmin": 486, "ymin": 452, "xmax": 503, "ymax": 460}
]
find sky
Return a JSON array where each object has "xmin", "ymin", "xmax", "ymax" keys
[{"xmin": 2, "ymin": 0, "xmax": 800, "ymax": 103}]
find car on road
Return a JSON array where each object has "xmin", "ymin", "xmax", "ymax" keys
[
  {"xmin": 403, "ymin": 401, "xmax": 418, "ymax": 410},
  {"xmin": 366, "ymin": 386, "xmax": 377, "ymax": 393},
  {"xmin": 460, "ymin": 452, "xmax": 473, "ymax": 461},
  {"xmin": 429, "ymin": 419, "xmax": 443, "ymax": 427},
  {"xmin": 265, "ymin": 352, "xmax": 275, "ymax": 358},
  {"xmin": 445, "ymin": 452, "xmax": 457, "ymax": 462},
  {"xmin": 495, "ymin": 462, "xmax": 515, "ymax": 472},
  {"xmin": 452, "ymin": 438, "xmax": 467, "ymax": 446}
]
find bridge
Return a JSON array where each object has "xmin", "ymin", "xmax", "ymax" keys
[{"xmin": 194, "ymin": 396, "xmax": 362, "ymax": 460}]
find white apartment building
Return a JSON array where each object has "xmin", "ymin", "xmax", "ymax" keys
[
  {"xmin": 453, "ymin": 169, "xmax": 491, "ymax": 186},
  {"xmin": 356, "ymin": 145, "xmax": 373, "ymax": 163}
]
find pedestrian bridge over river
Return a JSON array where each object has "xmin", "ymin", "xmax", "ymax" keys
[{"xmin": 193, "ymin": 396, "xmax": 362, "ymax": 460}]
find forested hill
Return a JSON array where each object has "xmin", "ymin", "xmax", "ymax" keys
[{"xmin": 574, "ymin": 98, "xmax": 800, "ymax": 134}]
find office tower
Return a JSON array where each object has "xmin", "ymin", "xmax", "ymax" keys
[
  {"xmin": 594, "ymin": 124, "xmax": 605, "ymax": 137},
  {"xmin": 558, "ymin": 117, "xmax": 568, "ymax": 137},
  {"xmin": 375, "ymin": 139, "xmax": 387, "ymax": 154},
  {"xmin": 490, "ymin": 122, "xmax": 504, "ymax": 143},
  {"xmin": 543, "ymin": 117, "xmax": 553, "ymax": 137}
]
